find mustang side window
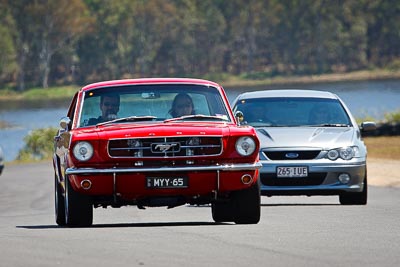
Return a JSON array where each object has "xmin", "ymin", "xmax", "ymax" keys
[{"xmin": 80, "ymin": 95, "xmax": 100, "ymax": 127}]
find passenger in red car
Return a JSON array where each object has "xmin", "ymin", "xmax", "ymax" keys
[
  {"xmin": 169, "ymin": 93, "xmax": 195, "ymax": 117},
  {"xmin": 88, "ymin": 94, "xmax": 120, "ymax": 125}
]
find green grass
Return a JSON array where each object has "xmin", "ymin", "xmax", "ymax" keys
[
  {"xmin": 20, "ymin": 86, "xmax": 78, "ymax": 100},
  {"xmin": 0, "ymin": 85, "xmax": 78, "ymax": 101},
  {"xmin": 218, "ymin": 68, "xmax": 400, "ymax": 87}
]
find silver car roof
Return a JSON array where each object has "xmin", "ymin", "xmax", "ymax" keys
[{"xmin": 235, "ymin": 89, "xmax": 339, "ymax": 100}]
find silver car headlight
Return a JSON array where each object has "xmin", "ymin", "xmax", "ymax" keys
[
  {"xmin": 235, "ymin": 136, "xmax": 256, "ymax": 156},
  {"xmin": 327, "ymin": 146, "xmax": 359, "ymax": 161},
  {"xmin": 327, "ymin": 149, "xmax": 339, "ymax": 160},
  {"xmin": 73, "ymin": 141, "xmax": 94, "ymax": 161},
  {"xmin": 339, "ymin": 147, "xmax": 355, "ymax": 160}
]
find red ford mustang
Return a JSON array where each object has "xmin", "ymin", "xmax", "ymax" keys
[{"xmin": 53, "ymin": 78, "xmax": 261, "ymax": 227}]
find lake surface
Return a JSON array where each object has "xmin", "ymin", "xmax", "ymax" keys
[{"xmin": 1, "ymin": 79, "xmax": 400, "ymax": 161}]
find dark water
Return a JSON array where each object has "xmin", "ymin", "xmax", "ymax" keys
[{"xmin": 1, "ymin": 79, "xmax": 399, "ymax": 161}]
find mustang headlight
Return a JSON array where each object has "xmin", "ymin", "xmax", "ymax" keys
[
  {"xmin": 73, "ymin": 141, "xmax": 94, "ymax": 161},
  {"xmin": 235, "ymin": 136, "xmax": 256, "ymax": 156},
  {"xmin": 327, "ymin": 146, "xmax": 359, "ymax": 161}
]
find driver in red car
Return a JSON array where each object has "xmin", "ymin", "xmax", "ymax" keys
[{"xmin": 88, "ymin": 94, "xmax": 120, "ymax": 125}]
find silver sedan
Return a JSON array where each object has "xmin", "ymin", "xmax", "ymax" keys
[{"xmin": 232, "ymin": 89, "xmax": 376, "ymax": 205}]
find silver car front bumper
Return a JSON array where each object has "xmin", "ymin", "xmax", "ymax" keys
[{"xmin": 259, "ymin": 159, "xmax": 366, "ymax": 195}]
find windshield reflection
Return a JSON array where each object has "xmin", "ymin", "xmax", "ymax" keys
[{"xmin": 234, "ymin": 97, "xmax": 351, "ymax": 127}]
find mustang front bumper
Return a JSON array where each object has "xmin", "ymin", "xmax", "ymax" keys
[
  {"xmin": 64, "ymin": 162, "xmax": 262, "ymax": 197},
  {"xmin": 66, "ymin": 162, "xmax": 262, "ymax": 175}
]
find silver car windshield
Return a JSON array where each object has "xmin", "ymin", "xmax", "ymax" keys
[
  {"xmin": 78, "ymin": 84, "xmax": 231, "ymax": 127},
  {"xmin": 234, "ymin": 97, "xmax": 351, "ymax": 127}
]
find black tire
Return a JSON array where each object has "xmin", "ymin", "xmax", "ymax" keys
[
  {"xmin": 211, "ymin": 200, "xmax": 234, "ymax": 223},
  {"xmin": 339, "ymin": 177, "xmax": 368, "ymax": 205},
  {"xmin": 64, "ymin": 175, "xmax": 93, "ymax": 227},
  {"xmin": 232, "ymin": 181, "xmax": 261, "ymax": 224},
  {"xmin": 55, "ymin": 174, "xmax": 66, "ymax": 226}
]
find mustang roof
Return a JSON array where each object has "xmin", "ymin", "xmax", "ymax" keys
[
  {"xmin": 81, "ymin": 78, "xmax": 220, "ymax": 91},
  {"xmin": 236, "ymin": 89, "xmax": 339, "ymax": 100}
]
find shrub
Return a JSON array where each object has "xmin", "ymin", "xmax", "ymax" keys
[
  {"xmin": 17, "ymin": 127, "xmax": 58, "ymax": 161},
  {"xmin": 384, "ymin": 111, "xmax": 400, "ymax": 123}
]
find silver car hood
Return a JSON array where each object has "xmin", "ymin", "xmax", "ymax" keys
[{"xmin": 256, "ymin": 127, "xmax": 355, "ymax": 149}]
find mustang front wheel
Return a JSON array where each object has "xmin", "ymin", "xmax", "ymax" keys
[
  {"xmin": 54, "ymin": 174, "xmax": 66, "ymax": 226},
  {"xmin": 64, "ymin": 175, "xmax": 93, "ymax": 227},
  {"xmin": 232, "ymin": 180, "xmax": 261, "ymax": 224},
  {"xmin": 211, "ymin": 200, "xmax": 234, "ymax": 223}
]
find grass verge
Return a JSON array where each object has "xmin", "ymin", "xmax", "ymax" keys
[
  {"xmin": 364, "ymin": 136, "xmax": 400, "ymax": 160},
  {"xmin": 0, "ymin": 85, "xmax": 78, "ymax": 101}
]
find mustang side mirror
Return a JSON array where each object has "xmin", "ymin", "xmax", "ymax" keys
[
  {"xmin": 360, "ymin": 121, "xmax": 376, "ymax": 132},
  {"xmin": 235, "ymin": 111, "xmax": 244, "ymax": 126},
  {"xmin": 59, "ymin": 117, "xmax": 71, "ymax": 131},
  {"xmin": 54, "ymin": 117, "xmax": 71, "ymax": 143}
]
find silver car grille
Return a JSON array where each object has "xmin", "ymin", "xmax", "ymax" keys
[
  {"xmin": 108, "ymin": 137, "xmax": 222, "ymax": 158},
  {"xmin": 262, "ymin": 150, "xmax": 321, "ymax": 160}
]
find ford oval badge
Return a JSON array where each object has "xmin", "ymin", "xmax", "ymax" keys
[{"xmin": 285, "ymin": 152, "xmax": 299, "ymax": 159}]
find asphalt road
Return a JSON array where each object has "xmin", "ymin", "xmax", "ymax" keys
[{"xmin": 0, "ymin": 163, "xmax": 399, "ymax": 267}]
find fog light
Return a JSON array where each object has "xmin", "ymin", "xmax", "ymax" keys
[
  {"xmin": 241, "ymin": 174, "xmax": 253, "ymax": 184},
  {"xmin": 338, "ymin": 173, "xmax": 350, "ymax": 184},
  {"xmin": 81, "ymin": 179, "xmax": 92, "ymax": 190}
]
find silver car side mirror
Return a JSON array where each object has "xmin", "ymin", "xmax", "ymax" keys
[{"xmin": 361, "ymin": 121, "xmax": 376, "ymax": 132}]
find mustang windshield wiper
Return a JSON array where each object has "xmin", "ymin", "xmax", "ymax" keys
[
  {"xmin": 96, "ymin": 116, "xmax": 157, "ymax": 126},
  {"xmin": 164, "ymin": 114, "xmax": 228, "ymax": 123}
]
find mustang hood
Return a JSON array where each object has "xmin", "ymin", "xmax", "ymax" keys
[
  {"xmin": 256, "ymin": 127, "xmax": 355, "ymax": 149},
  {"xmin": 76, "ymin": 122, "xmax": 233, "ymax": 139}
]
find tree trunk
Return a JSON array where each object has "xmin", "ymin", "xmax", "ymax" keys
[
  {"xmin": 16, "ymin": 44, "xmax": 28, "ymax": 91},
  {"xmin": 40, "ymin": 37, "xmax": 52, "ymax": 88},
  {"xmin": 42, "ymin": 52, "xmax": 51, "ymax": 88}
]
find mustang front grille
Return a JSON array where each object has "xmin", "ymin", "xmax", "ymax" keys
[{"xmin": 108, "ymin": 137, "xmax": 222, "ymax": 158}]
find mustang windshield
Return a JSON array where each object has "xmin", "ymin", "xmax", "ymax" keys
[
  {"xmin": 234, "ymin": 97, "xmax": 351, "ymax": 127},
  {"xmin": 78, "ymin": 84, "xmax": 231, "ymax": 127}
]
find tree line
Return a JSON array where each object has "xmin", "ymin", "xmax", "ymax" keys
[{"xmin": 0, "ymin": 0, "xmax": 399, "ymax": 91}]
